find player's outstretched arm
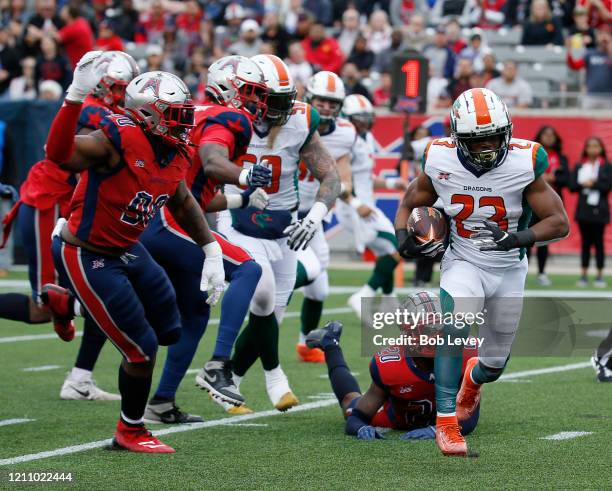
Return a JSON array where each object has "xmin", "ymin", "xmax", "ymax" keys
[
  {"xmin": 525, "ymin": 176, "xmax": 570, "ymax": 245},
  {"xmin": 345, "ymin": 382, "xmax": 386, "ymax": 440},
  {"xmin": 205, "ymin": 188, "xmax": 269, "ymax": 213},
  {"xmin": 301, "ymin": 131, "xmax": 342, "ymax": 210},
  {"xmin": 199, "ymin": 143, "xmax": 272, "ymax": 188}
]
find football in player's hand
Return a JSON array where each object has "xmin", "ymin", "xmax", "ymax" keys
[{"xmin": 406, "ymin": 207, "xmax": 448, "ymax": 245}]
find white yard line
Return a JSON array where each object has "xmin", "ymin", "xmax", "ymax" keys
[
  {"xmin": 0, "ymin": 360, "xmax": 594, "ymax": 466},
  {"xmin": 22, "ymin": 365, "xmax": 62, "ymax": 372},
  {"xmin": 541, "ymin": 431, "xmax": 593, "ymax": 441},
  {"xmin": 0, "ymin": 419, "xmax": 35, "ymax": 427}
]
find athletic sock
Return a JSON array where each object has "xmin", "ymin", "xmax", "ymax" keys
[
  {"xmin": 213, "ymin": 260, "xmax": 260, "ymax": 359},
  {"xmin": 464, "ymin": 365, "xmax": 483, "ymax": 389},
  {"xmin": 69, "ymin": 367, "xmax": 92, "ymax": 383},
  {"xmin": 367, "ymin": 255, "xmax": 399, "ymax": 294},
  {"xmin": 232, "ymin": 317, "xmax": 261, "ymax": 377},
  {"xmin": 118, "ymin": 364, "xmax": 152, "ymax": 424},
  {"xmin": 300, "ymin": 298, "xmax": 323, "ymax": 336},
  {"xmin": 436, "ymin": 413, "xmax": 458, "ymax": 425},
  {"xmin": 324, "ymin": 345, "xmax": 360, "ymax": 405},
  {"xmin": 0, "ymin": 293, "xmax": 34, "ymax": 323},
  {"xmin": 294, "ymin": 261, "xmax": 311, "ymax": 289},
  {"xmin": 74, "ymin": 317, "xmax": 107, "ymax": 372},
  {"xmin": 252, "ymin": 313, "xmax": 279, "ymax": 371}
]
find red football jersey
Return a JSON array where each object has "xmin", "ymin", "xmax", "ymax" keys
[
  {"xmin": 67, "ymin": 113, "xmax": 190, "ymax": 249},
  {"xmin": 369, "ymin": 346, "xmax": 477, "ymax": 430},
  {"xmin": 20, "ymin": 96, "xmax": 115, "ymax": 215}
]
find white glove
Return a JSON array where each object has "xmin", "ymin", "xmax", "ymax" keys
[
  {"xmin": 246, "ymin": 188, "xmax": 269, "ymax": 210},
  {"xmin": 283, "ymin": 201, "xmax": 328, "ymax": 251},
  {"xmin": 51, "ymin": 218, "xmax": 67, "ymax": 239},
  {"xmin": 225, "ymin": 188, "xmax": 269, "ymax": 210},
  {"xmin": 66, "ymin": 51, "xmax": 112, "ymax": 103},
  {"xmin": 201, "ymin": 241, "xmax": 226, "ymax": 306}
]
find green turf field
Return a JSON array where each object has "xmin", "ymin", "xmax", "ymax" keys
[{"xmin": 0, "ymin": 269, "xmax": 610, "ymax": 490}]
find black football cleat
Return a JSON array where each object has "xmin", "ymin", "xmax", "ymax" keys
[
  {"xmin": 591, "ymin": 354, "xmax": 612, "ymax": 382},
  {"xmin": 195, "ymin": 360, "xmax": 245, "ymax": 406},
  {"xmin": 305, "ymin": 320, "xmax": 343, "ymax": 351},
  {"xmin": 143, "ymin": 399, "xmax": 203, "ymax": 424}
]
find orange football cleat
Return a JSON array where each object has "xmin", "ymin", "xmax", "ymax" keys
[
  {"xmin": 113, "ymin": 420, "xmax": 175, "ymax": 453},
  {"xmin": 436, "ymin": 415, "xmax": 467, "ymax": 457},
  {"xmin": 296, "ymin": 343, "xmax": 325, "ymax": 363},
  {"xmin": 457, "ymin": 357, "xmax": 482, "ymax": 422}
]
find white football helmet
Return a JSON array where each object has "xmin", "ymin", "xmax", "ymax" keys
[
  {"xmin": 251, "ymin": 54, "xmax": 296, "ymax": 126},
  {"xmin": 342, "ymin": 94, "xmax": 374, "ymax": 130},
  {"xmin": 450, "ymin": 88, "xmax": 512, "ymax": 170},
  {"xmin": 92, "ymin": 51, "xmax": 140, "ymax": 110},
  {"xmin": 206, "ymin": 55, "xmax": 268, "ymax": 121},
  {"xmin": 305, "ymin": 71, "xmax": 345, "ymax": 124},
  {"xmin": 125, "ymin": 71, "xmax": 195, "ymax": 146}
]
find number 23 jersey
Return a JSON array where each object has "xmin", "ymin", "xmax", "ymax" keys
[{"xmin": 423, "ymin": 137, "xmax": 548, "ymax": 269}]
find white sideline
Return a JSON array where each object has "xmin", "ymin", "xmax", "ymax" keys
[
  {"xmin": 0, "ymin": 308, "xmax": 354, "ymax": 344},
  {"xmin": 0, "ymin": 361, "xmax": 593, "ymax": 466},
  {"xmin": 22, "ymin": 365, "xmax": 62, "ymax": 372},
  {"xmin": 541, "ymin": 431, "xmax": 593, "ymax": 441},
  {"xmin": 0, "ymin": 419, "xmax": 35, "ymax": 427}
]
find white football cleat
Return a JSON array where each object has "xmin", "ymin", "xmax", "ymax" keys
[
  {"xmin": 60, "ymin": 373, "xmax": 121, "ymax": 401},
  {"xmin": 264, "ymin": 366, "xmax": 298, "ymax": 411}
]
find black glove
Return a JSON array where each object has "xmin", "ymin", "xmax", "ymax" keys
[
  {"xmin": 396, "ymin": 228, "xmax": 445, "ymax": 259},
  {"xmin": 246, "ymin": 164, "xmax": 272, "ymax": 188},
  {"xmin": 471, "ymin": 220, "xmax": 535, "ymax": 251}
]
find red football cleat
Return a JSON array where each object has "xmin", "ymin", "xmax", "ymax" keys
[
  {"xmin": 457, "ymin": 357, "xmax": 482, "ymax": 422},
  {"xmin": 296, "ymin": 343, "xmax": 325, "ymax": 363},
  {"xmin": 113, "ymin": 420, "xmax": 175, "ymax": 453},
  {"xmin": 40, "ymin": 284, "xmax": 75, "ymax": 342},
  {"xmin": 436, "ymin": 415, "xmax": 468, "ymax": 457}
]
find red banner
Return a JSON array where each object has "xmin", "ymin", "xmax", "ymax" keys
[{"xmin": 371, "ymin": 114, "xmax": 612, "ymax": 254}]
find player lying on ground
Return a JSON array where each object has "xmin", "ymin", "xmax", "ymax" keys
[
  {"xmin": 140, "ymin": 55, "xmax": 272, "ymax": 423},
  {"xmin": 395, "ymin": 88, "xmax": 569, "ymax": 456},
  {"xmin": 306, "ymin": 293, "xmax": 479, "ymax": 440},
  {"xmin": 43, "ymin": 52, "xmax": 225, "ymax": 453},
  {"xmin": 293, "ymin": 71, "xmax": 354, "ymax": 363},
  {"xmin": 591, "ymin": 327, "xmax": 612, "ymax": 382},
  {"xmin": 0, "ymin": 51, "xmax": 139, "ymax": 401},
  {"xmin": 218, "ymin": 55, "xmax": 341, "ymax": 412}
]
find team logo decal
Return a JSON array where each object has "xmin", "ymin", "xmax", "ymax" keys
[
  {"xmin": 139, "ymin": 76, "xmax": 161, "ymax": 96},
  {"xmin": 251, "ymin": 211, "xmax": 273, "ymax": 228},
  {"xmin": 92, "ymin": 259, "xmax": 105, "ymax": 269}
]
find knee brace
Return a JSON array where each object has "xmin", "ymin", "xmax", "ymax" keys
[
  {"xmin": 298, "ymin": 248, "xmax": 322, "ymax": 283},
  {"xmin": 303, "ymin": 270, "xmax": 329, "ymax": 302},
  {"xmin": 250, "ymin": 262, "xmax": 276, "ymax": 317}
]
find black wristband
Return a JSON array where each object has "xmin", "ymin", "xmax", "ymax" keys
[{"xmin": 514, "ymin": 228, "xmax": 536, "ymax": 247}]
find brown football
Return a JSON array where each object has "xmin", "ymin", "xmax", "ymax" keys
[{"xmin": 406, "ymin": 207, "xmax": 448, "ymax": 244}]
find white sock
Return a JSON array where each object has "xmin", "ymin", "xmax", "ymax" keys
[
  {"xmin": 73, "ymin": 299, "xmax": 83, "ymax": 317},
  {"xmin": 232, "ymin": 373, "xmax": 242, "ymax": 389},
  {"xmin": 264, "ymin": 366, "xmax": 285, "ymax": 385},
  {"xmin": 70, "ymin": 367, "xmax": 92, "ymax": 382},
  {"xmin": 357, "ymin": 284, "xmax": 376, "ymax": 297},
  {"xmin": 121, "ymin": 412, "xmax": 143, "ymax": 425},
  {"xmin": 298, "ymin": 332, "xmax": 307, "ymax": 344}
]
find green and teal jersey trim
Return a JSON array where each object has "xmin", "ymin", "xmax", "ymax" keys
[
  {"xmin": 533, "ymin": 144, "xmax": 549, "ymax": 180},
  {"xmin": 376, "ymin": 231, "xmax": 398, "ymax": 248},
  {"xmin": 299, "ymin": 105, "xmax": 321, "ymax": 152}
]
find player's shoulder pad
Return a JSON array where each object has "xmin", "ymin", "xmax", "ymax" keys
[
  {"xmin": 98, "ymin": 113, "xmax": 138, "ymax": 154},
  {"xmin": 420, "ymin": 137, "xmax": 455, "ymax": 171},
  {"xmin": 201, "ymin": 106, "xmax": 253, "ymax": 141},
  {"xmin": 336, "ymin": 117, "xmax": 357, "ymax": 136},
  {"xmin": 78, "ymin": 103, "xmax": 112, "ymax": 131},
  {"xmin": 508, "ymin": 138, "xmax": 548, "ymax": 178}
]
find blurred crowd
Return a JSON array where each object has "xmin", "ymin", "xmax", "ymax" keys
[{"xmin": 0, "ymin": 0, "xmax": 610, "ymax": 108}]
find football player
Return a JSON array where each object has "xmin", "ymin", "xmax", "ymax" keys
[
  {"xmin": 591, "ymin": 327, "xmax": 612, "ymax": 382},
  {"xmin": 43, "ymin": 52, "xmax": 225, "ymax": 453},
  {"xmin": 307, "ymin": 293, "xmax": 479, "ymax": 440},
  {"xmin": 140, "ymin": 55, "xmax": 271, "ymax": 422},
  {"xmin": 0, "ymin": 51, "xmax": 139, "ymax": 401},
  {"xmin": 217, "ymin": 55, "xmax": 340, "ymax": 412},
  {"xmin": 395, "ymin": 88, "xmax": 569, "ymax": 456},
  {"xmin": 294, "ymin": 71, "xmax": 355, "ymax": 363},
  {"xmin": 339, "ymin": 94, "xmax": 407, "ymax": 318}
]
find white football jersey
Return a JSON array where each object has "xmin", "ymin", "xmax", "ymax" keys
[
  {"xmin": 351, "ymin": 131, "xmax": 376, "ymax": 206},
  {"xmin": 225, "ymin": 101, "xmax": 318, "ymax": 211},
  {"xmin": 423, "ymin": 137, "xmax": 548, "ymax": 269},
  {"xmin": 298, "ymin": 117, "xmax": 356, "ymax": 212}
]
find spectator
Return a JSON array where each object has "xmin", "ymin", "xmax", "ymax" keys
[
  {"xmin": 460, "ymin": 33, "xmax": 491, "ymax": 72},
  {"xmin": 570, "ymin": 136, "xmax": 612, "ymax": 288},
  {"xmin": 96, "ymin": 20, "xmax": 124, "ymax": 52},
  {"xmin": 403, "ymin": 14, "xmax": 430, "ymax": 52},
  {"xmin": 294, "ymin": 12, "xmax": 315, "ymax": 41},
  {"xmin": 472, "ymin": 0, "xmax": 506, "ymax": 28},
  {"xmin": 347, "ymin": 35, "xmax": 375, "ymax": 76},
  {"xmin": 528, "ymin": 125, "xmax": 570, "ymax": 286},
  {"xmin": 364, "ymin": 10, "xmax": 392, "ymax": 54},
  {"xmin": 521, "ymin": 0, "xmax": 564, "ymax": 46},
  {"xmin": 228, "ymin": 19, "xmax": 263, "ymax": 57},
  {"xmin": 139, "ymin": 0, "xmax": 172, "ymax": 46},
  {"xmin": 238, "ymin": 0, "xmax": 265, "ymax": 20},
  {"xmin": 285, "ymin": 40, "xmax": 313, "ymax": 97},
  {"xmin": 23, "ymin": 0, "xmax": 64, "ymax": 57},
  {"xmin": 390, "ymin": 0, "xmax": 430, "ymax": 26},
  {"xmin": 446, "ymin": 57, "xmax": 475, "ymax": 100},
  {"xmin": 0, "ymin": 23, "xmax": 23, "ymax": 96},
  {"xmin": 337, "ymin": 8, "xmax": 361, "ymax": 58},
  {"xmin": 183, "ymin": 48, "xmax": 208, "ymax": 102},
  {"xmin": 8, "ymin": 57, "xmax": 37, "ymax": 100},
  {"xmin": 142, "ymin": 44, "xmax": 173, "ymax": 72},
  {"xmin": 174, "ymin": 0, "xmax": 203, "ymax": 61},
  {"xmin": 303, "ymin": 0, "xmax": 333, "ymax": 26},
  {"xmin": 35, "ymin": 36, "xmax": 71, "ymax": 90},
  {"xmin": 567, "ymin": 6, "xmax": 597, "ymax": 49},
  {"xmin": 422, "ymin": 25, "xmax": 456, "ymax": 79},
  {"xmin": 486, "ymin": 60, "xmax": 532, "ymax": 108},
  {"xmin": 445, "ymin": 18, "xmax": 467, "ymax": 54},
  {"xmin": 107, "ymin": 0, "xmax": 141, "ymax": 42},
  {"xmin": 481, "ymin": 52, "xmax": 500, "ymax": 84},
  {"xmin": 568, "ymin": 26, "xmax": 612, "ymax": 109},
  {"xmin": 38, "ymin": 78, "xmax": 62, "ymax": 100},
  {"xmin": 302, "ymin": 22, "xmax": 345, "ymax": 73},
  {"xmin": 261, "ymin": 11, "xmax": 291, "ymax": 59},
  {"xmin": 1, "ymin": 0, "xmax": 28, "ymax": 25},
  {"xmin": 373, "ymin": 28, "xmax": 411, "ymax": 74},
  {"xmin": 373, "ymin": 70, "xmax": 392, "ymax": 106},
  {"xmin": 280, "ymin": 0, "xmax": 303, "ymax": 35},
  {"xmin": 214, "ymin": 3, "xmax": 245, "ymax": 55},
  {"xmin": 427, "ymin": 64, "xmax": 450, "ymax": 110},
  {"xmin": 57, "ymin": 3, "xmax": 95, "ymax": 68},
  {"xmin": 341, "ymin": 62, "xmax": 372, "ymax": 100},
  {"xmin": 430, "ymin": 0, "xmax": 475, "ymax": 26},
  {"xmin": 576, "ymin": 0, "xmax": 611, "ymax": 28}
]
